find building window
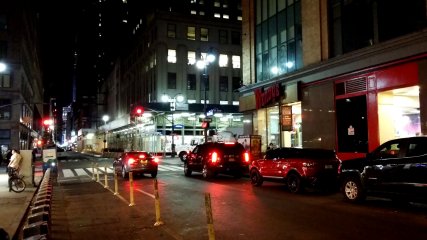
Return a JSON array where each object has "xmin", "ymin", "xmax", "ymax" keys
[
  {"xmin": 187, "ymin": 26, "xmax": 196, "ymax": 40},
  {"xmin": 167, "ymin": 24, "xmax": 176, "ymax": 38},
  {"xmin": 255, "ymin": 0, "xmax": 302, "ymax": 82},
  {"xmin": 231, "ymin": 31, "xmax": 240, "ymax": 45},
  {"xmin": 167, "ymin": 49, "xmax": 176, "ymax": 63},
  {"xmin": 0, "ymin": 41, "xmax": 7, "ymax": 58},
  {"xmin": 0, "ymin": 129, "xmax": 11, "ymax": 139},
  {"xmin": 200, "ymin": 28, "xmax": 209, "ymax": 41},
  {"xmin": 187, "ymin": 74, "xmax": 196, "ymax": 90},
  {"xmin": 0, "ymin": 15, "xmax": 6, "ymax": 31},
  {"xmin": 223, "ymin": 14, "xmax": 229, "ymax": 19},
  {"xmin": 219, "ymin": 54, "xmax": 228, "ymax": 67},
  {"xmin": 201, "ymin": 74, "xmax": 209, "ymax": 91},
  {"xmin": 219, "ymin": 30, "xmax": 228, "ymax": 44},
  {"xmin": 237, "ymin": 16, "xmax": 242, "ymax": 21},
  {"xmin": 199, "ymin": 11, "xmax": 205, "ymax": 16},
  {"xmin": 232, "ymin": 55, "xmax": 240, "ymax": 68},
  {"xmin": 232, "ymin": 77, "xmax": 241, "ymax": 91},
  {"xmin": 0, "ymin": 74, "xmax": 10, "ymax": 88},
  {"xmin": 191, "ymin": 10, "xmax": 197, "ymax": 15},
  {"xmin": 214, "ymin": 1, "xmax": 220, "ymax": 7},
  {"xmin": 188, "ymin": 51, "xmax": 196, "ymax": 65},
  {"xmin": 0, "ymin": 99, "xmax": 11, "ymax": 120},
  {"xmin": 219, "ymin": 76, "xmax": 228, "ymax": 92},
  {"xmin": 214, "ymin": 13, "xmax": 221, "ymax": 18},
  {"xmin": 167, "ymin": 72, "xmax": 177, "ymax": 89}
]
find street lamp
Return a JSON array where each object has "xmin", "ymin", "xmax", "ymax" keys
[
  {"xmin": 197, "ymin": 51, "xmax": 216, "ymax": 143},
  {"xmin": 162, "ymin": 93, "xmax": 184, "ymax": 157},
  {"xmin": 0, "ymin": 62, "xmax": 6, "ymax": 72},
  {"xmin": 102, "ymin": 115, "xmax": 109, "ymax": 151}
]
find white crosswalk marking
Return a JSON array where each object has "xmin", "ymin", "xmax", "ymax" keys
[
  {"xmin": 59, "ymin": 164, "xmax": 182, "ymax": 178},
  {"xmin": 63, "ymin": 169, "xmax": 75, "ymax": 178},
  {"xmin": 75, "ymin": 168, "xmax": 89, "ymax": 176}
]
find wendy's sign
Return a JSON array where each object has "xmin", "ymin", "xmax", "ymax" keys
[{"xmin": 254, "ymin": 83, "xmax": 282, "ymax": 109}]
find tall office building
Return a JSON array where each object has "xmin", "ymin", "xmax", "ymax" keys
[
  {"xmin": 240, "ymin": 0, "xmax": 427, "ymax": 159},
  {"xmin": 0, "ymin": 1, "xmax": 44, "ymax": 153},
  {"xmin": 76, "ymin": 0, "xmax": 244, "ymax": 154}
]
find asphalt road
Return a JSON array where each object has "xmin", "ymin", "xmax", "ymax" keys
[{"xmin": 53, "ymin": 152, "xmax": 427, "ymax": 240}]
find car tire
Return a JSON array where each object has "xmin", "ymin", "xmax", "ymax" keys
[
  {"xmin": 151, "ymin": 171, "xmax": 158, "ymax": 178},
  {"xmin": 184, "ymin": 162, "xmax": 192, "ymax": 177},
  {"xmin": 121, "ymin": 167, "xmax": 129, "ymax": 179},
  {"xmin": 202, "ymin": 163, "xmax": 214, "ymax": 179},
  {"xmin": 179, "ymin": 151, "xmax": 187, "ymax": 162},
  {"xmin": 341, "ymin": 177, "xmax": 365, "ymax": 202},
  {"xmin": 287, "ymin": 173, "xmax": 303, "ymax": 193},
  {"xmin": 250, "ymin": 169, "xmax": 263, "ymax": 186}
]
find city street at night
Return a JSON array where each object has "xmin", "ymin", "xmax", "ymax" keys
[{"xmin": 48, "ymin": 152, "xmax": 427, "ymax": 240}]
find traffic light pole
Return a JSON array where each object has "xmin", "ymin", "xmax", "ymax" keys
[{"xmin": 203, "ymin": 69, "xmax": 208, "ymax": 143}]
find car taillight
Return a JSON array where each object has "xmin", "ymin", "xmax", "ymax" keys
[
  {"xmin": 244, "ymin": 152, "xmax": 250, "ymax": 163},
  {"xmin": 128, "ymin": 158, "xmax": 135, "ymax": 164},
  {"xmin": 139, "ymin": 154, "xmax": 146, "ymax": 159},
  {"xmin": 153, "ymin": 157, "xmax": 159, "ymax": 163},
  {"xmin": 211, "ymin": 152, "xmax": 218, "ymax": 163}
]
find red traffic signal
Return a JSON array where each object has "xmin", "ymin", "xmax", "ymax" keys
[
  {"xmin": 133, "ymin": 106, "xmax": 144, "ymax": 115},
  {"xmin": 201, "ymin": 121, "xmax": 209, "ymax": 129}
]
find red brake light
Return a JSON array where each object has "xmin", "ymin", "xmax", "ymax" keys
[
  {"xmin": 128, "ymin": 158, "xmax": 135, "ymax": 164},
  {"xmin": 139, "ymin": 154, "xmax": 146, "ymax": 159},
  {"xmin": 224, "ymin": 142, "xmax": 235, "ymax": 145},
  {"xmin": 154, "ymin": 157, "xmax": 159, "ymax": 163},
  {"xmin": 244, "ymin": 152, "xmax": 250, "ymax": 162},
  {"xmin": 211, "ymin": 152, "xmax": 218, "ymax": 163}
]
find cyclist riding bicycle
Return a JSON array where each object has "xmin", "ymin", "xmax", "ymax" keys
[{"xmin": 7, "ymin": 149, "xmax": 22, "ymax": 192}]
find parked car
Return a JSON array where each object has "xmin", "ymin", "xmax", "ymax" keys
[
  {"xmin": 113, "ymin": 151, "xmax": 159, "ymax": 179},
  {"xmin": 184, "ymin": 142, "xmax": 250, "ymax": 179},
  {"xmin": 339, "ymin": 136, "xmax": 427, "ymax": 203},
  {"xmin": 249, "ymin": 147, "xmax": 341, "ymax": 193}
]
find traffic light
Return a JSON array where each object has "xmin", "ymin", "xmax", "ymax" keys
[
  {"xmin": 201, "ymin": 121, "xmax": 209, "ymax": 129},
  {"xmin": 133, "ymin": 106, "xmax": 144, "ymax": 116}
]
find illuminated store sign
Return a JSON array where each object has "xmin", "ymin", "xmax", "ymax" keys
[{"xmin": 254, "ymin": 83, "xmax": 281, "ymax": 109}]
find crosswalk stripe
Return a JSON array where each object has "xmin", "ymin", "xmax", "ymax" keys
[
  {"xmin": 59, "ymin": 165, "xmax": 183, "ymax": 178},
  {"xmin": 159, "ymin": 165, "xmax": 182, "ymax": 171},
  {"xmin": 63, "ymin": 169, "xmax": 74, "ymax": 178},
  {"xmin": 75, "ymin": 168, "xmax": 89, "ymax": 176}
]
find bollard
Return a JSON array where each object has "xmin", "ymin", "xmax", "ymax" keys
[
  {"xmin": 153, "ymin": 179, "xmax": 164, "ymax": 226},
  {"xmin": 205, "ymin": 193, "xmax": 215, "ymax": 240},
  {"xmin": 129, "ymin": 171, "xmax": 135, "ymax": 206},
  {"xmin": 96, "ymin": 163, "xmax": 100, "ymax": 182},
  {"xmin": 114, "ymin": 171, "xmax": 119, "ymax": 195},
  {"xmin": 104, "ymin": 166, "xmax": 109, "ymax": 188},
  {"xmin": 92, "ymin": 163, "xmax": 95, "ymax": 180}
]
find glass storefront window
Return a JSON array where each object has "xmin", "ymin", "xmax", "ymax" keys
[{"xmin": 267, "ymin": 106, "xmax": 280, "ymax": 148}]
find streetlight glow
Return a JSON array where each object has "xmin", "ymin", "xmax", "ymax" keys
[
  {"xmin": 0, "ymin": 62, "xmax": 6, "ymax": 72},
  {"xmin": 102, "ymin": 115, "xmax": 109, "ymax": 122}
]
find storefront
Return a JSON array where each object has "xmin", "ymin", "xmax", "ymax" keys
[{"xmin": 240, "ymin": 56, "xmax": 427, "ymax": 159}]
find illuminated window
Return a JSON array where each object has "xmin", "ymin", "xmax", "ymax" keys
[
  {"xmin": 187, "ymin": 26, "xmax": 196, "ymax": 40},
  {"xmin": 237, "ymin": 16, "xmax": 242, "ymax": 21},
  {"xmin": 214, "ymin": 13, "xmax": 221, "ymax": 18},
  {"xmin": 191, "ymin": 10, "xmax": 197, "ymax": 15},
  {"xmin": 232, "ymin": 101, "xmax": 239, "ymax": 105},
  {"xmin": 214, "ymin": 1, "xmax": 220, "ymax": 7},
  {"xmin": 220, "ymin": 101, "xmax": 229, "ymax": 105},
  {"xmin": 232, "ymin": 55, "xmax": 240, "ymax": 68},
  {"xmin": 188, "ymin": 51, "xmax": 196, "ymax": 65},
  {"xmin": 199, "ymin": 11, "xmax": 205, "ymax": 16},
  {"xmin": 167, "ymin": 24, "xmax": 176, "ymax": 38},
  {"xmin": 201, "ymin": 28, "xmax": 209, "ymax": 41},
  {"xmin": 219, "ymin": 54, "xmax": 228, "ymax": 67},
  {"xmin": 223, "ymin": 14, "xmax": 229, "ymax": 19},
  {"xmin": 167, "ymin": 49, "xmax": 176, "ymax": 63}
]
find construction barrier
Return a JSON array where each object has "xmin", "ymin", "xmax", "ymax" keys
[{"xmin": 21, "ymin": 168, "xmax": 54, "ymax": 239}]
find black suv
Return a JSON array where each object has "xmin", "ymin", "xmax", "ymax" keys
[
  {"xmin": 339, "ymin": 136, "xmax": 427, "ymax": 203},
  {"xmin": 184, "ymin": 142, "xmax": 250, "ymax": 179}
]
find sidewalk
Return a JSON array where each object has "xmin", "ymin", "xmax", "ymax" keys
[{"xmin": 0, "ymin": 166, "xmax": 37, "ymax": 239}]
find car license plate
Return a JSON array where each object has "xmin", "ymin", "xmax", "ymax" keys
[
  {"xmin": 325, "ymin": 165, "xmax": 333, "ymax": 169},
  {"xmin": 229, "ymin": 157, "xmax": 235, "ymax": 162},
  {"xmin": 141, "ymin": 160, "xmax": 148, "ymax": 165}
]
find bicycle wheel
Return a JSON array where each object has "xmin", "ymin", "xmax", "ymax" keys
[{"xmin": 10, "ymin": 178, "xmax": 26, "ymax": 193}]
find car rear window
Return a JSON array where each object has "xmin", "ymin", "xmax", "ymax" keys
[{"xmin": 207, "ymin": 143, "xmax": 245, "ymax": 155}]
